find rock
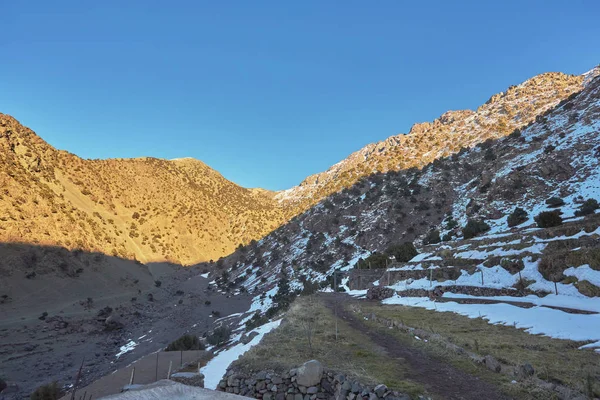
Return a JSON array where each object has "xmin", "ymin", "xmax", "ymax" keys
[
  {"xmin": 516, "ymin": 363, "xmax": 535, "ymax": 379},
  {"xmin": 369, "ymin": 393, "xmax": 378, "ymax": 400},
  {"xmin": 294, "ymin": 394, "xmax": 303, "ymax": 400},
  {"xmin": 256, "ymin": 371, "xmax": 268, "ymax": 380},
  {"xmin": 272, "ymin": 375, "xmax": 283, "ymax": 384},
  {"xmin": 295, "ymin": 360, "xmax": 324, "ymax": 387},
  {"xmin": 484, "ymin": 355, "xmax": 502, "ymax": 373},
  {"xmin": 374, "ymin": 384, "xmax": 387, "ymax": 397},
  {"xmin": 351, "ymin": 381, "xmax": 361, "ymax": 393},
  {"xmin": 263, "ymin": 394, "xmax": 273, "ymax": 400},
  {"xmin": 240, "ymin": 331, "xmax": 260, "ymax": 345},
  {"xmin": 307, "ymin": 386, "xmax": 318, "ymax": 394}
]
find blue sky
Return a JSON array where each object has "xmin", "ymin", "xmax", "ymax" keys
[{"xmin": 2, "ymin": 1, "xmax": 599, "ymax": 190}]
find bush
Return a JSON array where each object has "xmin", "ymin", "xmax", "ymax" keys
[
  {"xmin": 154, "ymin": 280, "xmax": 162, "ymax": 287},
  {"xmin": 356, "ymin": 253, "xmax": 389, "ymax": 269},
  {"xmin": 462, "ymin": 219, "xmax": 491, "ymax": 239},
  {"xmin": 207, "ymin": 326, "xmax": 231, "ymax": 347},
  {"xmin": 545, "ymin": 197, "xmax": 565, "ymax": 208},
  {"xmin": 507, "ymin": 207, "xmax": 528, "ymax": 227},
  {"xmin": 423, "ymin": 229, "xmax": 441, "ymax": 245},
  {"xmin": 385, "ymin": 242, "xmax": 418, "ymax": 263},
  {"xmin": 31, "ymin": 382, "xmax": 62, "ymax": 400},
  {"xmin": 534, "ymin": 211, "xmax": 563, "ymax": 228},
  {"xmin": 575, "ymin": 199, "xmax": 599, "ymax": 216},
  {"xmin": 165, "ymin": 334, "xmax": 204, "ymax": 351}
]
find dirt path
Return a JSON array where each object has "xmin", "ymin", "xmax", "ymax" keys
[{"xmin": 321, "ymin": 293, "xmax": 511, "ymax": 400}]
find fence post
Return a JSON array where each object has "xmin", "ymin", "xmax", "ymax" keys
[
  {"xmin": 129, "ymin": 367, "xmax": 136, "ymax": 385},
  {"xmin": 167, "ymin": 361, "xmax": 173, "ymax": 379},
  {"xmin": 155, "ymin": 353, "xmax": 159, "ymax": 381}
]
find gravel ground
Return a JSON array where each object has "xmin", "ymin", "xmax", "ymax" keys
[{"xmin": 0, "ymin": 261, "xmax": 252, "ymax": 400}]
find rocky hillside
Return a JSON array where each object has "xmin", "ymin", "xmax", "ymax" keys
[
  {"xmin": 277, "ymin": 70, "xmax": 594, "ymax": 215},
  {"xmin": 1, "ymin": 68, "xmax": 596, "ymax": 267},
  {"xmin": 215, "ymin": 67, "xmax": 600, "ymax": 319},
  {"xmin": 0, "ymin": 116, "xmax": 285, "ymax": 265}
]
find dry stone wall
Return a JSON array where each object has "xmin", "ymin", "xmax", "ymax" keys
[{"xmin": 217, "ymin": 360, "xmax": 413, "ymax": 400}]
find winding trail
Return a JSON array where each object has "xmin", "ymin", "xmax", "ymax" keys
[{"xmin": 321, "ymin": 293, "xmax": 510, "ymax": 400}]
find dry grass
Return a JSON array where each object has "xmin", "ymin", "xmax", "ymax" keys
[
  {"xmin": 232, "ymin": 295, "xmax": 424, "ymax": 396},
  {"xmin": 359, "ymin": 302, "xmax": 600, "ymax": 398}
]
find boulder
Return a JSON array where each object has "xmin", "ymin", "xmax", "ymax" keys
[
  {"xmin": 516, "ymin": 363, "xmax": 535, "ymax": 379},
  {"xmin": 484, "ymin": 355, "xmax": 501, "ymax": 373},
  {"xmin": 295, "ymin": 360, "xmax": 323, "ymax": 387},
  {"xmin": 374, "ymin": 383, "xmax": 387, "ymax": 397},
  {"xmin": 240, "ymin": 331, "xmax": 260, "ymax": 345}
]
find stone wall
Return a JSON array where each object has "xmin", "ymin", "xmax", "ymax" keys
[{"xmin": 217, "ymin": 360, "xmax": 411, "ymax": 400}]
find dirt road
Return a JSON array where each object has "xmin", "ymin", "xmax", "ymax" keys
[{"xmin": 321, "ymin": 293, "xmax": 511, "ymax": 400}]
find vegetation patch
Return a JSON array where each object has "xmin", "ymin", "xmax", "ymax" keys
[
  {"xmin": 359, "ymin": 302, "xmax": 600, "ymax": 398},
  {"xmin": 165, "ymin": 334, "xmax": 205, "ymax": 352},
  {"xmin": 234, "ymin": 296, "xmax": 424, "ymax": 396}
]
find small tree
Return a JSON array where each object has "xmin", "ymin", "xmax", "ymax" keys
[
  {"xmin": 507, "ymin": 207, "xmax": 528, "ymax": 227},
  {"xmin": 356, "ymin": 253, "xmax": 389, "ymax": 269},
  {"xmin": 575, "ymin": 199, "xmax": 599, "ymax": 216},
  {"xmin": 31, "ymin": 382, "xmax": 62, "ymax": 400},
  {"xmin": 165, "ymin": 334, "xmax": 204, "ymax": 351},
  {"xmin": 207, "ymin": 326, "xmax": 231, "ymax": 347},
  {"xmin": 423, "ymin": 229, "xmax": 441, "ymax": 245},
  {"xmin": 534, "ymin": 210, "xmax": 563, "ymax": 228},
  {"xmin": 545, "ymin": 197, "xmax": 565, "ymax": 208},
  {"xmin": 462, "ymin": 219, "xmax": 491, "ymax": 239},
  {"xmin": 385, "ymin": 242, "xmax": 418, "ymax": 263}
]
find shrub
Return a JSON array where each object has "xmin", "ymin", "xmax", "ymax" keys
[
  {"xmin": 385, "ymin": 242, "xmax": 418, "ymax": 263},
  {"xmin": 576, "ymin": 280, "xmax": 600, "ymax": 297},
  {"xmin": 484, "ymin": 148, "xmax": 496, "ymax": 161},
  {"xmin": 423, "ymin": 229, "xmax": 441, "ymax": 245},
  {"xmin": 31, "ymin": 382, "xmax": 62, "ymax": 400},
  {"xmin": 545, "ymin": 197, "xmax": 565, "ymax": 208},
  {"xmin": 507, "ymin": 207, "xmax": 528, "ymax": 227},
  {"xmin": 165, "ymin": 334, "xmax": 204, "ymax": 351},
  {"xmin": 207, "ymin": 326, "xmax": 231, "ymax": 347},
  {"xmin": 534, "ymin": 211, "xmax": 563, "ymax": 228},
  {"xmin": 462, "ymin": 219, "xmax": 491, "ymax": 239},
  {"xmin": 356, "ymin": 253, "xmax": 389, "ymax": 269},
  {"xmin": 575, "ymin": 199, "xmax": 599, "ymax": 216},
  {"xmin": 154, "ymin": 280, "xmax": 162, "ymax": 287}
]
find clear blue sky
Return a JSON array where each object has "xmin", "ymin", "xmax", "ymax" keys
[{"xmin": 2, "ymin": 1, "xmax": 599, "ymax": 190}]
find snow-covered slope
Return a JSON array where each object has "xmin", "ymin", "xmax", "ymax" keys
[{"xmin": 211, "ymin": 71, "xmax": 600, "ymax": 343}]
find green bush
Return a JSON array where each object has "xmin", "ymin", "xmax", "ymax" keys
[
  {"xmin": 385, "ymin": 242, "xmax": 418, "ymax": 263},
  {"xmin": 31, "ymin": 382, "xmax": 62, "ymax": 400},
  {"xmin": 165, "ymin": 334, "xmax": 204, "ymax": 351},
  {"xmin": 356, "ymin": 253, "xmax": 389, "ymax": 269},
  {"xmin": 575, "ymin": 199, "xmax": 599, "ymax": 216},
  {"xmin": 462, "ymin": 219, "xmax": 491, "ymax": 239},
  {"xmin": 507, "ymin": 207, "xmax": 528, "ymax": 227},
  {"xmin": 545, "ymin": 197, "xmax": 565, "ymax": 208},
  {"xmin": 534, "ymin": 211, "xmax": 563, "ymax": 228},
  {"xmin": 423, "ymin": 229, "xmax": 441, "ymax": 245},
  {"xmin": 207, "ymin": 326, "xmax": 231, "ymax": 347}
]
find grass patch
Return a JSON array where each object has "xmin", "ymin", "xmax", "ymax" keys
[
  {"xmin": 232, "ymin": 296, "xmax": 424, "ymax": 396},
  {"xmin": 359, "ymin": 302, "xmax": 600, "ymax": 398}
]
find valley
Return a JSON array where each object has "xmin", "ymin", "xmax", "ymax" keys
[{"xmin": 1, "ymin": 66, "xmax": 600, "ymax": 399}]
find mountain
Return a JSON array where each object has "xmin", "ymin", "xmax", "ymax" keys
[
  {"xmin": 216, "ymin": 67, "xmax": 600, "ymax": 314},
  {"xmin": 0, "ymin": 116, "xmax": 285, "ymax": 265},
  {"xmin": 277, "ymin": 70, "xmax": 590, "ymax": 214},
  {"xmin": 0, "ymin": 68, "xmax": 596, "ymax": 267}
]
